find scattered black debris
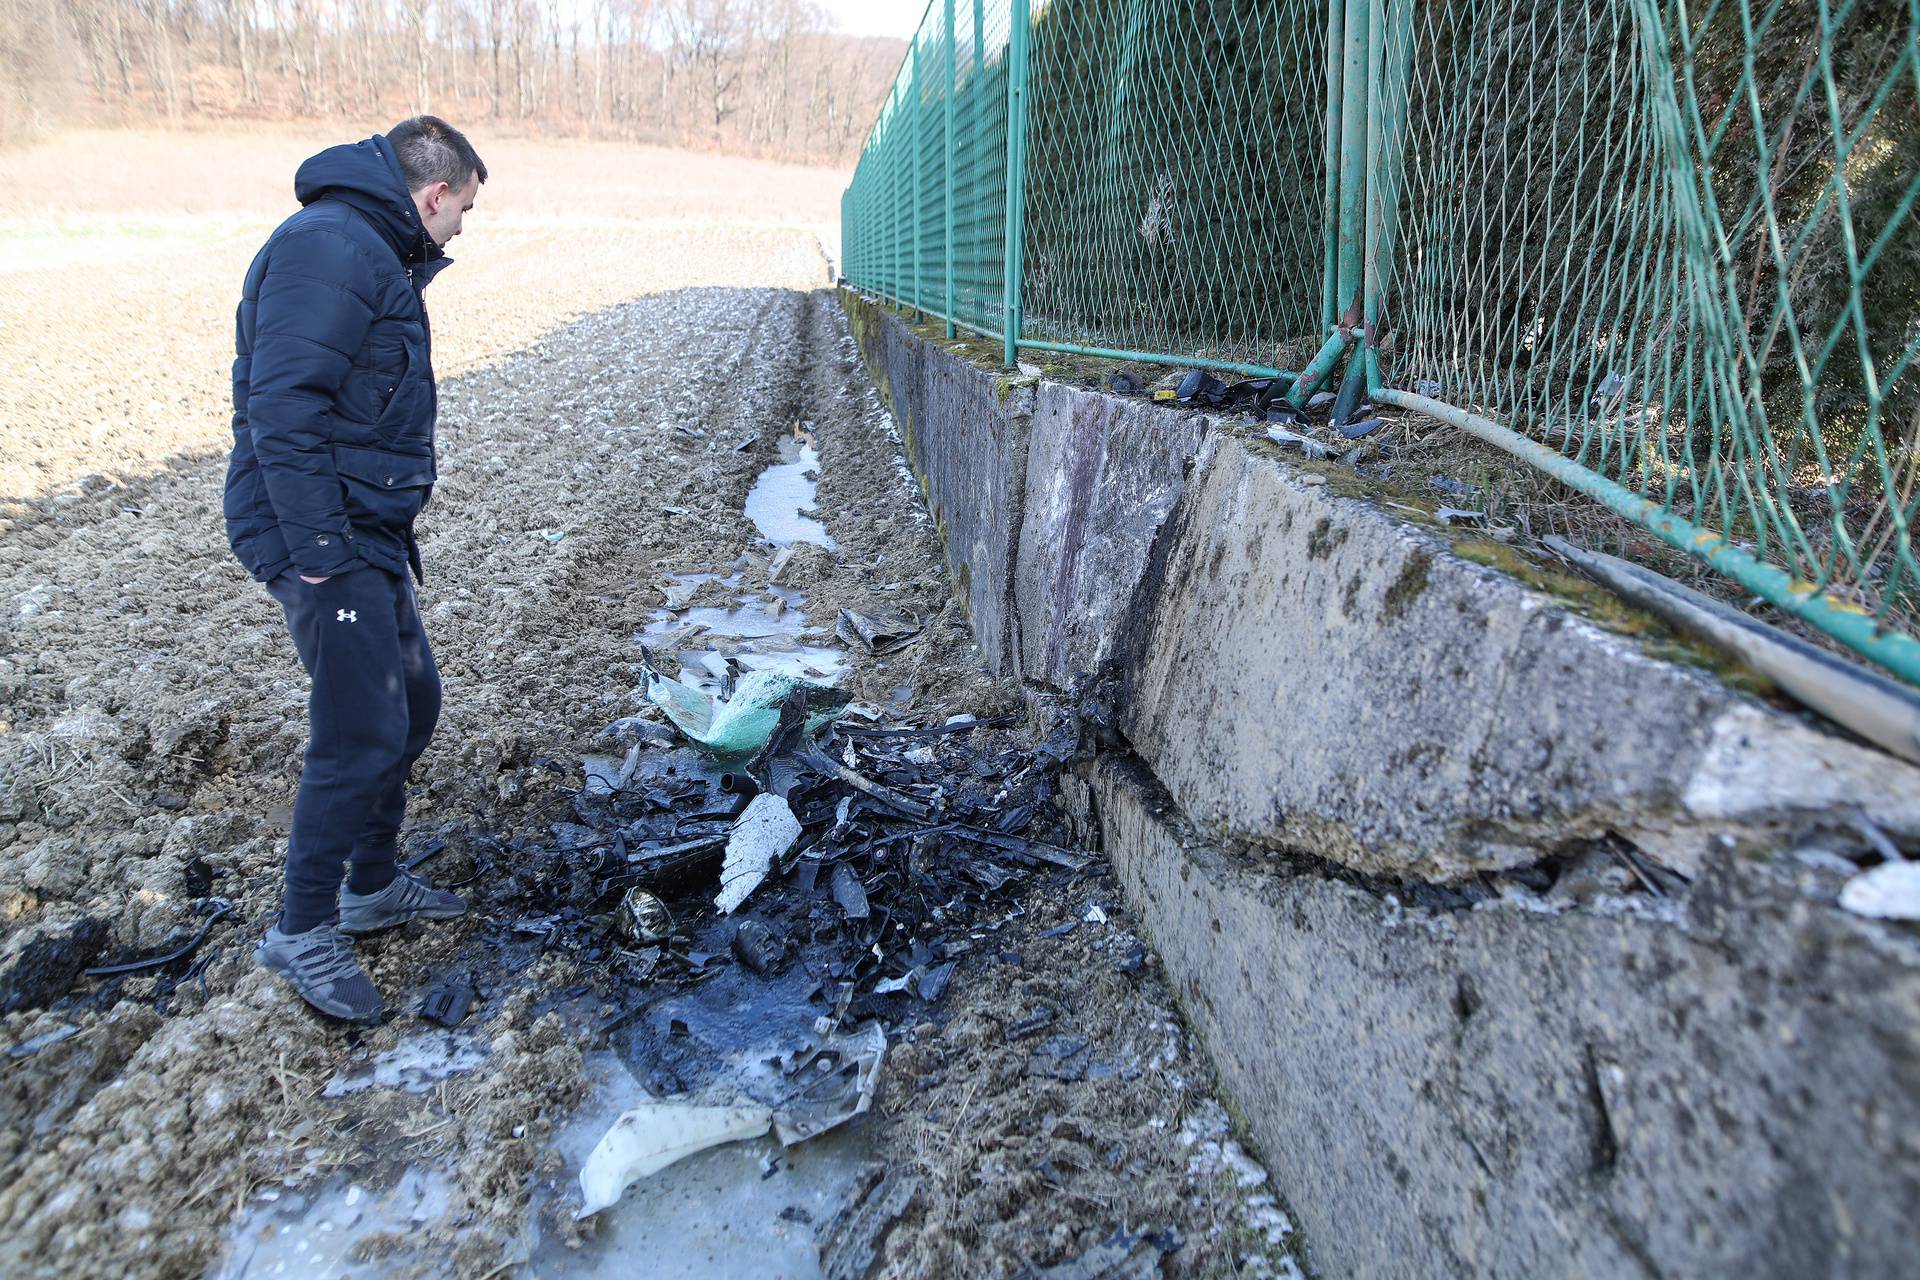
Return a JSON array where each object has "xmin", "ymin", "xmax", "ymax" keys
[
  {"xmin": 1008, "ymin": 1006, "xmax": 1058, "ymax": 1040},
  {"xmin": 1167, "ymin": 371, "xmax": 1287, "ymax": 417},
  {"xmin": 778, "ymin": 1205, "xmax": 814, "ymax": 1225},
  {"xmin": 463, "ymin": 692, "xmax": 1095, "ymax": 1211},
  {"xmin": 916, "ymin": 961, "xmax": 956, "ymax": 1002},
  {"xmin": 5, "ymin": 1023, "xmax": 81, "ymax": 1060},
  {"xmin": 401, "ymin": 836, "xmax": 447, "ymax": 871},
  {"xmin": 1028, "ymin": 1033, "xmax": 1093, "ymax": 1081},
  {"xmin": 830, "ymin": 864, "xmax": 871, "ymax": 920},
  {"xmin": 420, "ymin": 982, "xmax": 476, "ymax": 1028},
  {"xmin": 83, "ymin": 903, "xmax": 232, "ymax": 979},
  {"xmin": 616, "ymin": 889, "xmax": 675, "ymax": 945},
  {"xmin": 182, "ymin": 856, "xmax": 216, "ymax": 899},
  {"xmin": 818, "ymin": 1166, "xmax": 920, "ymax": 1280},
  {"xmin": 0, "ymin": 916, "xmax": 110, "ymax": 1015},
  {"xmin": 1036, "ymin": 1225, "xmax": 1184, "ymax": 1279},
  {"xmin": 731, "ymin": 920, "xmax": 784, "ymax": 976},
  {"xmin": 1037, "ymin": 918, "xmax": 1079, "ymax": 939},
  {"xmin": 834, "ymin": 608, "xmax": 924, "ymax": 655},
  {"xmin": 1175, "ymin": 369, "xmax": 1224, "ymax": 406},
  {"xmin": 1114, "ymin": 941, "xmax": 1147, "ymax": 975}
]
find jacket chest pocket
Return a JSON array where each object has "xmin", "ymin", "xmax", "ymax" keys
[{"xmin": 372, "ymin": 320, "xmax": 432, "ymax": 446}]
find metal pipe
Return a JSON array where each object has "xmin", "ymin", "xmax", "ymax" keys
[
  {"xmin": 971, "ymin": 0, "xmax": 985, "ymax": 331},
  {"xmin": 1002, "ymin": 0, "xmax": 1033, "ymax": 368},
  {"xmin": 1363, "ymin": 0, "xmax": 1415, "ymax": 391},
  {"xmin": 1014, "ymin": 338, "xmax": 1298, "ymax": 382},
  {"xmin": 1288, "ymin": 0, "xmax": 1371, "ymax": 409},
  {"xmin": 943, "ymin": 0, "xmax": 957, "ymax": 338},
  {"xmin": 1362, "ymin": 0, "xmax": 1387, "ymax": 334},
  {"xmin": 910, "ymin": 35, "xmax": 922, "ymax": 318},
  {"xmin": 1321, "ymin": 0, "xmax": 1345, "ymax": 331},
  {"xmin": 1286, "ymin": 328, "xmax": 1350, "ymax": 405},
  {"xmin": 1376, "ymin": 388, "xmax": 1920, "ymax": 688},
  {"xmin": 1335, "ymin": 0, "xmax": 1370, "ymax": 320}
]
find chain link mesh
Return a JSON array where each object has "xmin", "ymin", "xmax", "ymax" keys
[
  {"xmin": 1386, "ymin": 0, "xmax": 1920, "ymax": 627},
  {"xmin": 1020, "ymin": 0, "xmax": 1329, "ymax": 371},
  {"xmin": 841, "ymin": 0, "xmax": 1920, "ymax": 678}
]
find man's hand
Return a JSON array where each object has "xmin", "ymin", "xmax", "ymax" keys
[{"xmin": 299, "ymin": 575, "xmax": 331, "ymax": 585}]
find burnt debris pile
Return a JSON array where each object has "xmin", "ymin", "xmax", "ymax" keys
[{"xmin": 455, "ymin": 672, "xmax": 1091, "ymax": 1216}]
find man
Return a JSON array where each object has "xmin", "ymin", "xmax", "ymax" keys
[{"xmin": 224, "ymin": 116, "xmax": 485, "ymax": 1022}]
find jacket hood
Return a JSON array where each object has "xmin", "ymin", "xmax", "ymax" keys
[{"xmin": 293, "ymin": 134, "xmax": 441, "ymax": 268}]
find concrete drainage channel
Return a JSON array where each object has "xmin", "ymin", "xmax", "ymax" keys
[{"xmin": 843, "ymin": 291, "xmax": 1920, "ymax": 1278}]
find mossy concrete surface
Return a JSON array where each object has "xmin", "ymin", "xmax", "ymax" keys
[
  {"xmin": 843, "ymin": 292, "xmax": 1920, "ymax": 884},
  {"xmin": 840, "ymin": 288, "xmax": 1920, "ymax": 1276},
  {"xmin": 1085, "ymin": 752, "xmax": 1920, "ymax": 1280}
]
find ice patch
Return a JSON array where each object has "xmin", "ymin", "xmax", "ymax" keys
[
  {"xmin": 320, "ymin": 1032, "xmax": 485, "ymax": 1097},
  {"xmin": 745, "ymin": 439, "xmax": 835, "ymax": 548},
  {"xmin": 211, "ymin": 1167, "xmax": 452, "ymax": 1278}
]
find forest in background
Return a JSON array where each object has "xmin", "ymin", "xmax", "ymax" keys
[{"xmin": 0, "ymin": 0, "xmax": 905, "ymax": 165}]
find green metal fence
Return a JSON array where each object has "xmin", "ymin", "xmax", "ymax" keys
[{"xmin": 840, "ymin": 0, "xmax": 1920, "ymax": 686}]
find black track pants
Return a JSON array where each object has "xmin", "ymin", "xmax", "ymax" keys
[{"xmin": 266, "ymin": 565, "xmax": 441, "ymax": 933}]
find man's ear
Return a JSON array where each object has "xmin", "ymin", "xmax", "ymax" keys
[{"xmin": 424, "ymin": 180, "xmax": 450, "ymax": 213}]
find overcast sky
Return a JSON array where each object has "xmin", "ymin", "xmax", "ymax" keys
[{"xmin": 818, "ymin": 0, "xmax": 924, "ymax": 39}]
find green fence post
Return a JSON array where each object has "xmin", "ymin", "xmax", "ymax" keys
[
  {"xmin": 879, "ymin": 98, "xmax": 887, "ymax": 307},
  {"xmin": 1321, "ymin": 0, "xmax": 1344, "ymax": 333},
  {"xmin": 971, "ymin": 0, "xmax": 985, "ymax": 335},
  {"xmin": 889, "ymin": 93, "xmax": 900, "ymax": 308},
  {"xmin": 1003, "ymin": 0, "xmax": 1032, "ymax": 368},
  {"xmin": 1289, "ymin": 0, "xmax": 1370, "ymax": 405},
  {"xmin": 910, "ymin": 34, "xmax": 922, "ymax": 320},
  {"xmin": 943, "ymin": 0, "xmax": 956, "ymax": 338},
  {"xmin": 1362, "ymin": 0, "xmax": 1413, "ymax": 391}
]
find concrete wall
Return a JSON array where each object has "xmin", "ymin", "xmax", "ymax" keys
[{"xmin": 840, "ymin": 291, "xmax": 1920, "ymax": 1279}]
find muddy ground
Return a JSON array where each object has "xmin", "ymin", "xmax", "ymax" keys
[{"xmin": 0, "ymin": 199, "xmax": 1305, "ymax": 1278}]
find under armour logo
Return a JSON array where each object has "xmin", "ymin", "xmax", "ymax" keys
[{"xmin": 337, "ymin": 609, "xmax": 358, "ymax": 623}]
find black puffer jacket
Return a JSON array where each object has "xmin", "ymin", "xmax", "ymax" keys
[{"xmin": 223, "ymin": 133, "xmax": 452, "ymax": 583}]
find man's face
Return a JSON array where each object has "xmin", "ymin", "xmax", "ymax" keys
[{"xmin": 416, "ymin": 173, "xmax": 480, "ymax": 247}]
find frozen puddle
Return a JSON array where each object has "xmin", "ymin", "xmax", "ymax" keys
[
  {"xmin": 745, "ymin": 437, "xmax": 836, "ymax": 549},
  {"xmin": 642, "ymin": 571, "xmax": 847, "ymax": 686},
  {"xmin": 214, "ymin": 1167, "xmax": 453, "ymax": 1279},
  {"xmin": 528, "ymin": 1052, "xmax": 876, "ymax": 1279},
  {"xmin": 320, "ymin": 1031, "xmax": 485, "ymax": 1097}
]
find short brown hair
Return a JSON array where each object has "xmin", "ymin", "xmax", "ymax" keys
[{"xmin": 389, "ymin": 115, "xmax": 487, "ymax": 193}]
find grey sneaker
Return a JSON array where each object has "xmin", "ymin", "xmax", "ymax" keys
[
  {"xmin": 339, "ymin": 871, "xmax": 467, "ymax": 936},
  {"xmin": 256, "ymin": 923, "xmax": 385, "ymax": 1023}
]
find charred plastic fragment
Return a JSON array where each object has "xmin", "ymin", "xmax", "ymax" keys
[{"xmin": 617, "ymin": 889, "xmax": 675, "ymax": 946}]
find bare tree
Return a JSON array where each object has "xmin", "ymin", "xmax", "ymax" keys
[{"xmin": 18, "ymin": 0, "xmax": 899, "ymax": 163}]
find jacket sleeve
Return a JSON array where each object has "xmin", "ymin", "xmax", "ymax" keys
[{"xmin": 246, "ymin": 228, "xmax": 375, "ymax": 576}]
